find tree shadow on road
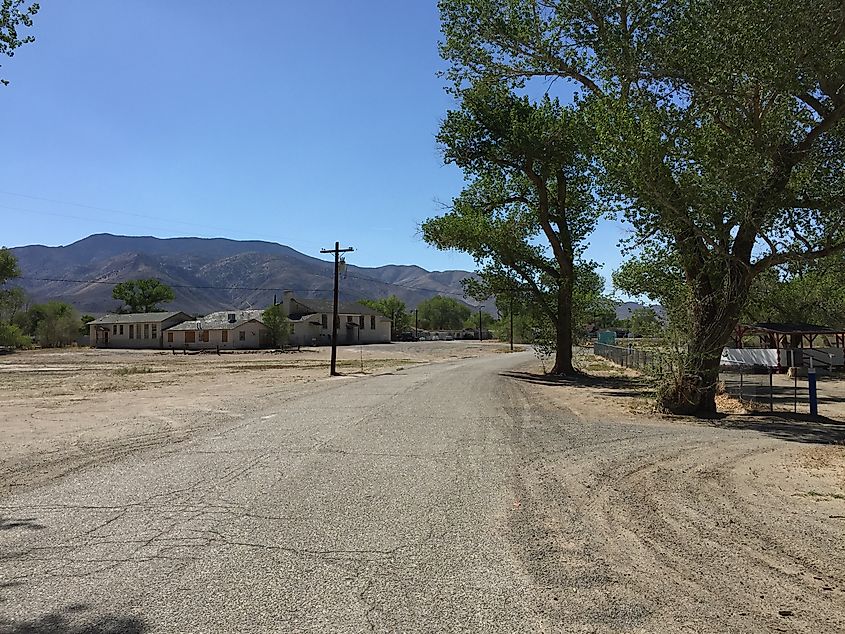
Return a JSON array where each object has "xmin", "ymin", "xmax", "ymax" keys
[
  {"xmin": 502, "ymin": 371, "xmax": 845, "ymax": 445},
  {"xmin": 0, "ymin": 604, "xmax": 148, "ymax": 634},
  {"xmin": 0, "ymin": 517, "xmax": 46, "ymax": 531},
  {"xmin": 500, "ymin": 370, "xmax": 653, "ymax": 400}
]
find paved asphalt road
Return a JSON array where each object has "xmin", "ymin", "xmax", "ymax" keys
[
  {"xmin": 1, "ymin": 351, "xmax": 549, "ymax": 632},
  {"xmin": 2, "ymin": 350, "xmax": 844, "ymax": 633}
]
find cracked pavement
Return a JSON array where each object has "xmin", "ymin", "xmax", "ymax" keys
[
  {"xmin": 0, "ymin": 351, "xmax": 547, "ymax": 632},
  {"xmin": 2, "ymin": 350, "xmax": 844, "ymax": 633}
]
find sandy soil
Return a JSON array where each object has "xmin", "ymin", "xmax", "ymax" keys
[
  {"xmin": 505, "ymin": 350, "xmax": 845, "ymax": 631},
  {"xmin": 0, "ymin": 341, "xmax": 513, "ymax": 496}
]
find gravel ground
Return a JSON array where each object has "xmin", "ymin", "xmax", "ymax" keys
[{"xmin": 0, "ymin": 349, "xmax": 843, "ymax": 632}]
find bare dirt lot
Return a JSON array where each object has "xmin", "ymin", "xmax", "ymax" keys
[
  {"xmin": 503, "ymin": 350, "xmax": 845, "ymax": 631},
  {"xmin": 0, "ymin": 341, "xmax": 511, "ymax": 496}
]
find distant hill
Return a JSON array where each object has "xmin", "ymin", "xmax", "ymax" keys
[{"xmin": 9, "ymin": 234, "xmax": 478, "ymax": 315}]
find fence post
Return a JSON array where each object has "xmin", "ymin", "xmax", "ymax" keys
[
  {"xmin": 739, "ymin": 368, "xmax": 744, "ymax": 401},
  {"xmin": 769, "ymin": 370, "xmax": 773, "ymax": 412}
]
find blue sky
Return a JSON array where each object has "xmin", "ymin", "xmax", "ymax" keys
[{"xmin": 1, "ymin": 0, "xmax": 628, "ymax": 287}]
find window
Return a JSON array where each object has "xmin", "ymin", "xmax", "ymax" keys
[
  {"xmin": 359, "ymin": 315, "xmax": 364, "ymax": 329},
  {"xmin": 221, "ymin": 330, "xmax": 228, "ymax": 343},
  {"xmin": 151, "ymin": 325, "xmax": 157, "ymax": 339},
  {"xmin": 144, "ymin": 324, "xmax": 149, "ymax": 339},
  {"xmin": 185, "ymin": 331, "xmax": 195, "ymax": 344},
  {"xmin": 321, "ymin": 314, "xmax": 327, "ymax": 328},
  {"xmin": 201, "ymin": 330, "xmax": 209, "ymax": 342},
  {"xmin": 239, "ymin": 331, "xmax": 245, "ymax": 342},
  {"xmin": 129, "ymin": 325, "xmax": 134, "ymax": 339},
  {"xmin": 167, "ymin": 332, "xmax": 173, "ymax": 343},
  {"xmin": 371, "ymin": 316, "xmax": 376, "ymax": 330},
  {"xmin": 112, "ymin": 325, "xmax": 117, "ymax": 334},
  {"xmin": 119, "ymin": 325, "xmax": 124, "ymax": 335},
  {"xmin": 290, "ymin": 323, "xmax": 296, "ymax": 334},
  {"xmin": 347, "ymin": 316, "xmax": 353, "ymax": 323}
]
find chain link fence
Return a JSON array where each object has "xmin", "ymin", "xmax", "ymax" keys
[{"xmin": 593, "ymin": 342, "xmax": 669, "ymax": 375}]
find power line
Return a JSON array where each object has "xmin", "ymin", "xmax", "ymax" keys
[{"xmin": 20, "ymin": 277, "xmax": 335, "ymax": 293}]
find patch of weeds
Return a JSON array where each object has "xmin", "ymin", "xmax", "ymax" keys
[
  {"xmin": 794, "ymin": 490, "xmax": 845, "ymax": 501},
  {"xmin": 114, "ymin": 366, "xmax": 159, "ymax": 376}
]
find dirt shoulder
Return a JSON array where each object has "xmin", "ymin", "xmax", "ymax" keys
[
  {"xmin": 0, "ymin": 341, "xmax": 513, "ymax": 496},
  {"xmin": 504, "ymin": 351, "xmax": 845, "ymax": 632}
]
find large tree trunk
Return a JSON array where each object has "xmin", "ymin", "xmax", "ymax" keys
[
  {"xmin": 657, "ymin": 273, "xmax": 746, "ymax": 416},
  {"xmin": 549, "ymin": 278, "xmax": 575, "ymax": 375}
]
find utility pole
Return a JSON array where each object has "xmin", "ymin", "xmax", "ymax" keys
[
  {"xmin": 415, "ymin": 309, "xmax": 419, "ymax": 340},
  {"xmin": 478, "ymin": 305, "xmax": 484, "ymax": 341},
  {"xmin": 320, "ymin": 241, "xmax": 354, "ymax": 376}
]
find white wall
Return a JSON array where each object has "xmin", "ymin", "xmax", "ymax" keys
[
  {"xmin": 722, "ymin": 347, "xmax": 844, "ymax": 368},
  {"xmin": 165, "ymin": 321, "xmax": 268, "ymax": 350}
]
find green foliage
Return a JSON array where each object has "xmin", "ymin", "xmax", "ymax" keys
[
  {"xmin": 0, "ymin": 1, "xmax": 38, "ymax": 86},
  {"xmin": 744, "ymin": 260, "xmax": 845, "ymax": 328},
  {"xmin": 32, "ymin": 301, "xmax": 79, "ymax": 347},
  {"xmin": 79, "ymin": 314, "xmax": 96, "ymax": 336},
  {"xmin": 438, "ymin": 0, "xmax": 845, "ymax": 412},
  {"xmin": 0, "ymin": 247, "xmax": 20, "ymax": 282},
  {"xmin": 262, "ymin": 303, "xmax": 289, "ymax": 347},
  {"xmin": 627, "ymin": 308, "xmax": 663, "ymax": 337},
  {"xmin": 416, "ymin": 296, "xmax": 471, "ymax": 330},
  {"xmin": 0, "ymin": 247, "xmax": 26, "ymax": 348},
  {"xmin": 359, "ymin": 296, "xmax": 409, "ymax": 335},
  {"xmin": 112, "ymin": 279, "xmax": 175, "ymax": 313},
  {"xmin": 462, "ymin": 310, "xmax": 495, "ymax": 331},
  {"xmin": 423, "ymin": 79, "xmax": 601, "ymax": 373},
  {"xmin": 0, "ymin": 321, "xmax": 27, "ymax": 347}
]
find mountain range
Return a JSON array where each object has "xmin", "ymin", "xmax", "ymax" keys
[{"xmin": 9, "ymin": 234, "xmax": 478, "ymax": 316}]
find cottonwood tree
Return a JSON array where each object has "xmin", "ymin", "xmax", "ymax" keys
[
  {"xmin": 416, "ymin": 295, "xmax": 471, "ymax": 331},
  {"xmin": 359, "ymin": 295, "xmax": 409, "ymax": 336},
  {"xmin": 423, "ymin": 82, "xmax": 598, "ymax": 374},
  {"xmin": 262, "ymin": 303, "xmax": 289, "ymax": 348},
  {"xmin": 1, "ymin": 1, "xmax": 38, "ymax": 86},
  {"xmin": 112, "ymin": 279, "xmax": 175, "ymax": 313},
  {"xmin": 439, "ymin": 0, "xmax": 845, "ymax": 414}
]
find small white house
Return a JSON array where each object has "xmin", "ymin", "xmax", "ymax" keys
[
  {"xmin": 89, "ymin": 312, "xmax": 192, "ymax": 349},
  {"xmin": 164, "ymin": 310, "xmax": 272, "ymax": 350}
]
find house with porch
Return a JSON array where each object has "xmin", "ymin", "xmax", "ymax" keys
[{"xmin": 89, "ymin": 311, "xmax": 192, "ymax": 349}]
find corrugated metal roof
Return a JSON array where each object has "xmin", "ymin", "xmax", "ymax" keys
[
  {"xmin": 165, "ymin": 309, "xmax": 266, "ymax": 331},
  {"xmin": 89, "ymin": 311, "xmax": 189, "ymax": 325},
  {"xmin": 750, "ymin": 322, "xmax": 840, "ymax": 334},
  {"xmin": 288, "ymin": 297, "xmax": 380, "ymax": 319}
]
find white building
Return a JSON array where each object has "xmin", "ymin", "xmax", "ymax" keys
[
  {"xmin": 283, "ymin": 292, "xmax": 391, "ymax": 346},
  {"xmin": 164, "ymin": 310, "xmax": 272, "ymax": 350},
  {"xmin": 89, "ymin": 311, "xmax": 192, "ymax": 349}
]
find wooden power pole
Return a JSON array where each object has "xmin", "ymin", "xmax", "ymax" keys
[{"xmin": 320, "ymin": 241, "xmax": 354, "ymax": 376}]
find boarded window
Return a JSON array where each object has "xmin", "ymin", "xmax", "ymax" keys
[
  {"xmin": 321, "ymin": 314, "xmax": 327, "ymax": 328},
  {"xmin": 239, "ymin": 331, "xmax": 245, "ymax": 342},
  {"xmin": 371, "ymin": 316, "xmax": 376, "ymax": 330},
  {"xmin": 201, "ymin": 330, "xmax": 209, "ymax": 342},
  {"xmin": 151, "ymin": 325, "xmax": 157, "ymax": 339},
  {"xmin": 185, "ymin": 331, "xmax": 195, "ymax": 343},
  {"xmin": 129, "ymin": 325, "xmax": 134, "ymax": 339},
  {"xmin": 167, "ymin": 332, "xmax": 173, "ymax": 343},
  {"xmin": 144, "ymin": 324, "xmax": 149, "ymax": 339},
  {"xmin": 221, "ymin": 330, "xmax": 228, "ymax": 343}
]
